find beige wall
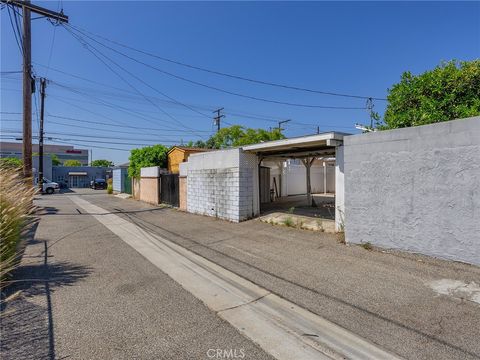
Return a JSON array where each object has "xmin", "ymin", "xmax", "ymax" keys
[
  {"xmin": 140, "ymin": 177, "xmax": 159, "ymax": 205},
  {"xmin": 179, "ymin": 176, "xmax": 187, "ymax": 211},
  {"xmin": 132, "ymin": 177, "xmax": 141, "ymax": 200}
]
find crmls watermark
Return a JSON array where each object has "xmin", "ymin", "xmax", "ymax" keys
[{"xmin": 206, "ymin": 348, "xmax": 245, "ymax": 359}]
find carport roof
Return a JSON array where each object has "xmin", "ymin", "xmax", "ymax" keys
[{"xmin": 242, "ymin": 132, "xmax": 349, "ymax": 159}]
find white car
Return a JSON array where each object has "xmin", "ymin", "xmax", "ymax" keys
[{"xmin": 42, "ymin": 178, "xmax": 59, "ymax": 194}]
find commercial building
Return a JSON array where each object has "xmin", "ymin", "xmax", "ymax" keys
[
  {"xmin": 0, "ymin": 141, "xmax": 89, "ymax": 165},
  {"xmin": 52, "ymin": 166, "xmax": 111, "ymax": 188}
]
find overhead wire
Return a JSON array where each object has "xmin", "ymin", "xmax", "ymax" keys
[
  {"xmin": 6, "ymin": 4, "xmax": 23, "ymax": 55},
  {"xmin": 29, "ymin": 64, "xmax": 358, "ymax": 129},
  {"xmin": 48, "ymin": 81, "xmax": 207, "ymax": 132},
  {"xmin": 62, "ymin": 24, "xmax": 211, "ymax": 139},
  {"xmin": 66, "ymin": 24, "xmax": 367, "ymax": 110},
  {"xmin": 69, "ymin": 23, "xmax": 387, "ymax": 101}
]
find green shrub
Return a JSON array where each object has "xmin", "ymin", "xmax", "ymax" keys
[
  {"xmin": 361, "ymin": 242, "xmax": 373, "ymax": 251},
  {"xmin": 106, "ymin": 178, "xmax": 113, "ymax": 194},
  {"xmin": 283, "ymin": 217, "xmax": 295, "ymax": 227}
]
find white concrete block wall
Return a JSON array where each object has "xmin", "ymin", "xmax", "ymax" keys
[
  {"xmin": 186, "ymin": 149, "xmax": 259, "ymax": 222},
  {"xmin": 344, "ymin": 116, "xmax": 480, "ymax": 265}
]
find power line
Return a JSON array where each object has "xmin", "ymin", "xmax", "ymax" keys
[
  {"xmin": 69, "ymin": 23, "xmax": 387, "ymax": 101},
  {"xmin": 1, "ymin": 130, "xmax": 182, "ymax": 146},
  {"xmin": 62, "ymin": 24, "xmax": 211, "ymax": 139},
  {"xmin": 66, "ymin": 24, "xmax": 368, "ymax": 110},
  {"xmin": 6, "ymin": 4, "xmax": 23, "ymax": 54},
  {"xmin": 28, "ymin": 64, "xmax": 359, "ymax": 128},
  {"xmin": 48, "ymin": 81, "xmax": 210, "ymax": 132}
]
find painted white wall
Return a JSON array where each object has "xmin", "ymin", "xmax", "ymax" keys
[
  {"xmin": 186, "ymin": 148, "xmax": 259, "ymax": 222},
  {"xmin": 141, "ymin": 166, "xmax": 160, "ymax": 178},
  {"xmin": 344, "ymin": 116, "xmax": 480, "ymax": 265},
  {"xmin": 263, "ymin": 160, "xmax": 335, "ymax": 197},
  {"xmin": 112, "ymin": 168, "xmax": 122, "ymax": 192},
  {"xmin": 335, "ymin": 146, "xmax": 345, "ymax": 232}
]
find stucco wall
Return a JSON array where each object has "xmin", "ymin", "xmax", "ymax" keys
[
  {"xmin": 344, "ymin": 117, "xmax": 480, "ymax": 265},
  {"xmin": 140, "ymin": 177, "xmax": 159, "ymax": 205},
  {"xmin": 186, "ymin": 148, "xmax": 259, "ymax": 222},
  {"xmin": 179, "ymin": 176, "xmax": 187, "ymax": 211}
]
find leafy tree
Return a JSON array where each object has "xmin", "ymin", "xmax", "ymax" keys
[
  {"xmin": 63, "ymin": 159, "xmax": 82, "ymax": 167},
  {"xmin": 0, "ymin": 157, "xmax": 22, "ymax": 168},
  {"xmin": 128, "ymin": 144, "xmax": 169, "ymax": 178},
  {"xmin": 383, "ymin": 60, "xmax": 480, "ymax": 129},
  {"xmin": 33, "ymin": 152, "xmax": 61, "ymax": 166},
  {"xmin": 186, "ymin": 126, "xmax": 285, "ymax": 149},
  {"xmin": 91, "ymin": 159, "xmax": 114, "ymax": 167},
  {"xmin": 50, "ymin": 154, "xmax": 61, "ymax": 166}
]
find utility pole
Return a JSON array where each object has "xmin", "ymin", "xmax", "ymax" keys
[
  {"xmin": 277, "ymin": 119, "xmax": 291, "ymax": 133},
  {"xmin": 22, "ymin": 0, "xmax": 32, "ymax": 179},
  {"xmin": 3, "ymin": 0, "xmax": 68, "ymax": 178},
  {"xmin": 366, "ymin": 97, "xmax": 374, "ymax": 128},
  {"xmin": 213, "ymin": 108, "xmax": 225, "ymax": 133},
  {"xmin": 38, "ymin": 77, "xmax": 46, "ymax": 192}
]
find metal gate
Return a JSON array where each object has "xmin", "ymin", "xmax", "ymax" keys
[
  {"xmin": 123, "ymin": 171, "xmax": 132, "ymax": 194},
  {"xmin": 160, "ymin": 174, "xmax": 179, "ymax": 207}
]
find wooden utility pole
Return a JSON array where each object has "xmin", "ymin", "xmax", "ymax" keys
[
  {"xmin": 213, "ymin": 108, "xmax": 224, "ymax": 133},
  {"xmin": 38, "ymin": 77, "xmax": 46, "ymax": 192},
  {"xmin": 22, "ymin": 0, "xmax": 32, "ymax": 178},
  {"xmin": 2, "ymin": 0, "xmax": 68, "ymax": 178}
]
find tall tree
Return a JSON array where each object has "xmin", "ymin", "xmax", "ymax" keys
[
  {"xmin": 383, "ymin": 60, "xmax": 480, "ymax": 129},
  {"xmin": 91, "ymin": 159, "xmax": 114, "ymax": 167},
  {"xmin": 50, "ymin": 154, "xmax": 61, "ymax": 166},
  {"xmin": 128, "ymin": 144, "xmax": 169, "ymax": 178},
  {"xmin": 186, "ymin": 126, "xmax": 285, "ymax": 149},
  {"xmin": 63, "ymin": 159, "xmax": 82, "ymax": 167}
]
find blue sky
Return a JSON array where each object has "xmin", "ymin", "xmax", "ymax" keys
[{"xmin": 2, "ymin": 1, "xmax": 479, "ymax": 164}]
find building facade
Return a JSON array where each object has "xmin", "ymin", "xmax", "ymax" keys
[
  {"xmin": 167, "ymin": 146, "xmax": 209, "ymax": 174},
  {"xmin": 52, "ymin": 166, "xmax": 110, "ymax": 188},
  {"xmin": 0, "ymin": 142, "xmax": 89, "ymax": 165}
]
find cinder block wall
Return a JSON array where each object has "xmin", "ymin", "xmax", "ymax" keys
[
  {"xmin": 186, "ymin": 149, "xmax": 258, "ymax": 222},
  {"xmin": 344, "ymin": 116, "xmax": 480, "ymax": 265}
]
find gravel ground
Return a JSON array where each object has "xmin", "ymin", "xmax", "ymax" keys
[{"xmin": 83, "ymin": 189, "xmax": 480, "ymax": 360}]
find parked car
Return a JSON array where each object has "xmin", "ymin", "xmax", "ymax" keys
[
  {"xmin": 42, "ymin": 178, "xmax": 59, "ymax": 194},
  {"xmin": 91, "ymin": 179, "xmax": 107, "ymax": 190}
]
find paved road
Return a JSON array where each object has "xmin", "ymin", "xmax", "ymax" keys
[
  {"xmin": 2, "ymin": 189, "xmax": 480, "ymax": 359},
  {"xmin": 1, "ymin": 192, "xmax": 274, "ymax": 360}
]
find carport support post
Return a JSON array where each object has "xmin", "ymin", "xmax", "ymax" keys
[{"xmin": 302, "ymin": 157, "xmax": 313, "ymax": 207}]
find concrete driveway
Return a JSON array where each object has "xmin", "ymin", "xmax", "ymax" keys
[{"xmin": 2, "ymin": 188, "xmax": 480, "ymax": 360}]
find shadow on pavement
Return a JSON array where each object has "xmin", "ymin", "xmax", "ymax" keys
[{"xmin": 1, "ymin": 240, "xmax": 91, "ymax": 360}]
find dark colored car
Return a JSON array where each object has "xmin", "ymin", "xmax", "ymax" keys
[{"xmin": 91, "ymin": 179, "xmax": 107, "ymax": 190}]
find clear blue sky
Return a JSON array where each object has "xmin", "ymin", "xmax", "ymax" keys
[{"xmin": 2, "ymin": 1, "xmax": 479, "ymax": 164}]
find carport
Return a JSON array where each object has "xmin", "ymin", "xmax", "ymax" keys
[{"xmin": 242, "ymin": 132, "xmax": 347, "ymax": 230}]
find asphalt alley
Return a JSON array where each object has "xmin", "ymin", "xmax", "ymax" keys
[
  {"xmin": 3, "ymin": 189, "xmax": 480, "ymax": 360},
  {"xmin": 0, "ymin": 194, "xmax": 273, "ymax": 360},
  {"xmin": 70, "ymin": 194, "xmax": 402, "ymax": 360}
]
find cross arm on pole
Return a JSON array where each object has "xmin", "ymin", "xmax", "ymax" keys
[{"xmin": 1, "ymin": 0, "xmax": 68, "ymax": 22}]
